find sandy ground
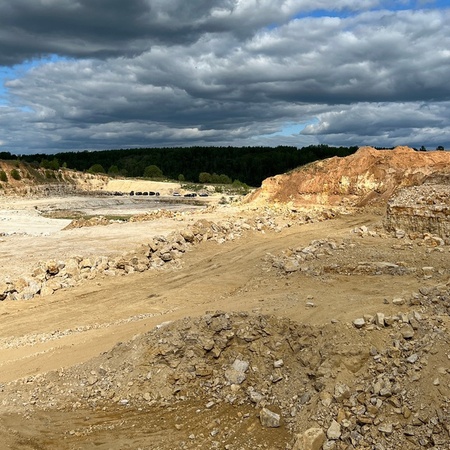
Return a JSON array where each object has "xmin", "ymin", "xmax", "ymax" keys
[
  {"xmin": 0, "ymin": 195, "xmax": 222, "ymax": 280},
  {"xmin": 0, "ymin": 208, "xmax": 426, "ymax": 380},
  {"xmin": 0, "ymin": 194, "xmax": 449, "ymax": 449}
]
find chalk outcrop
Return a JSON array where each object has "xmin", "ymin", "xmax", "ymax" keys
[{"xmin": 384, "ymin": 176, "xmax": 450, "ymax": 241}]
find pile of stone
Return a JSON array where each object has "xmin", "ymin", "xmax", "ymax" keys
[
  {"xmin": 0, "ymin": 207, "xmax": 341, "ymax": 302},
  {"xmin": 267, "ymin": 238, "xmax": 413, "ymax": 277},
  {"xmin": 411, "ymin": 284, "xmax": 450, "ymax": 317},
  {"xmin": 267, "ymin": 238, "xmax": 341, "ymax": 274},
  {"xmin": 324, "ymin": 312, "xmax": 450, "ymax": 448},
  {"xmin": 351, "ymin": 225, "xmax": 381, "ymax": 238},
  {"xmin": 5, "ymin": 312, "xmax": 321, "ymax": 417},
  {"xmin": 352, "ymin": 308, "xmax": 422, "ymax": 331},
  {"xmin": 293, "ymin": 288, "xmax": 450, "ymax": 449},
  {"xmin": 0, "ymin": 219, "xmax": 244, "ymax": 301},
  {"xmin": 129, "ymin": 209, "xmax": 183, "ymax": 222},
  {"xmin": 5, "ymin": 302, "xmax": 450, "ymax": 449},
  {"xmin": 268, "ymin": 232, "xmax": 450, "ymax": 278},
  {"xmin": 63, "ymin": 216, "xmax": 119, "ymax": 229},
  {"xmin": 64, "ymin": 209, "xmax": 184, "ymax": 229}
]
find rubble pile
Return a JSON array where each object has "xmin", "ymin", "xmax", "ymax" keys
[
  {"xmin": 4, "ymin": 301, "xmax": 450, "ymax": 449},
  {"xmin": 0, "ymin": 219, "xmax": 242, "ymax": 301},
  {"xmin": 384, "ymin": 181, "xmax": 450, "ymax": 242},
  {"xmin": 266, "ymin": 227, "xmax": 450, "ymax": 280},
  {"xmin": 64, "ymin": 209, "xmax": 183, "ymax": 229},
  {"xmin": 0, "ymin": 208, "xmax": 340, "ymax": 302}
]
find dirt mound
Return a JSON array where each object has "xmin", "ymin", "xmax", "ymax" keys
[
  {"xmin": 248, "ymin": 146, "xmax": 450, "ymax": 207},
  {"xmin": 4, "ymin": 303, "xmax": 450, "ymax": 449}
]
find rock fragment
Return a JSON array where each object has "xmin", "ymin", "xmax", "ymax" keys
[
  {"xmin": 293, "ymin": 428, "xmax": 326, "ymax": 450},
  {"xmin": 259, "ymin": 408, "xmax": 280, "ymax": 428}
]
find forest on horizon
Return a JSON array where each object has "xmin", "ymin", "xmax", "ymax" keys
[{"xmin": 0, "ymin": 145, "xmax": 358, "ymax": 187}]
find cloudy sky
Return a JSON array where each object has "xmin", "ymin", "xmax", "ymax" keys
[{"xmin": 0, "ymin": 0, "xmax": 449, "ymax": 155}]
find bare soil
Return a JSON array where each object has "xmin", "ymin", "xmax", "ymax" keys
[{"xmin": 0, "ymin": 194, "xmax": 449, "ymax": 449}]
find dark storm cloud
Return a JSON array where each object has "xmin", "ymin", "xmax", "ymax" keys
[{"xmin": 0, "ymin": 0, "xmax": 338, "ymax": 66}]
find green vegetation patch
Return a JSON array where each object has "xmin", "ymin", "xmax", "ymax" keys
[{"xmin": 10, "ymin": 168, "xmax": 21, "ymax": 180}]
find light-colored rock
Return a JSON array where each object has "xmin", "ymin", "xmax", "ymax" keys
[
  {"xmin": 259, "ymin": 408, "xmax": 280, "ymax": 428},
  {"xmin": 283, "ymin": 259, "xmax": 300, "ymax": 273},
  {"xmin": 375, "ymin": 312, "xmax": 385, "ymax": 327},
  {"xmin": 353, "ymin": 318, "xmax": 365, "ymax": 329},
  {"xmin": 378, "ymin": 423, "xmax": 393, "ymax": 435},
  {"xmin": 293, "ymin": 428, "xmax": 326, "ymax": 450},
  {"xmin": 334, "ymin": 383, "xmax": 350, "ymax": 402},
  {"xmin": 327, "ymin": 420, "xmax": 341, "ymax": 440},
  {"xmin": 400, "ymin": 324, "xmax": 415, "ymax": 340},
  {"xmin": 406, "ymin": 353, "xmax": 419, "ymax": 364},
  {"xmin": 392, "ymin": 297, "xmax": 405, "ymax": 305},
  {"xmin": 225, "ymin": 359, "xmax": 249, "ymax": 385}
]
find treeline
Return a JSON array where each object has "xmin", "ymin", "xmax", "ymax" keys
[{"xmin": 6, "ymin": 145, "xmax": 358, "ymax": 187}]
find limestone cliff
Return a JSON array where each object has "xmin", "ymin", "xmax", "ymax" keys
[
  {"xmin": 384, "ymin": 177, "xmax": 450, "ymax": 240},
  {"xmin": 0, "ymin": 160, "xmax": 109, "ymax": 196}
]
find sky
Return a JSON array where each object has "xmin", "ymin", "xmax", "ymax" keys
[{"xmin": 0, "ymin": 0, "xmax": 449, "ymax": 155}]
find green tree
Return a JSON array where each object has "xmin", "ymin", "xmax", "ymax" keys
[
  {"xmin": 178, "ymin": 174, "xmax": 185, "ymax": 182},
  {"xmin": 218, "ymin": 174, "xmax": 232, "ymax": 184},
  {"xmin": 40, "ymin": 159, "xmax": 50, "ymax": 169},
  {"xmin": 436, "ymin": 145, "xmax": 445, "ymax": 151},
  {"xmin": 108, "ymin": 165, "xmax": 120, "ymax": 176},
  {"xmin": 87, "ymin": 164, "xmax": 105, "ymax": 174},
  {"xmin": 143, "ymin": 165, "xmax": 163, "ymax": 178},
  {"xmin": 0, "ymin": 170, "xmax": 7, "ymax": 182},
  {"xmin": 46, "ymin": 158, "xmax": 60, "ymax": 170},
  {"xmin": 199, "ymin": 172, "xmax": 212, "ymax": 183},
  {"xmin": 211, "ymin": 173, "xmax": 221, "ymax": 184},
  {"xmin": 10, "ymin": 168, "xmax": 21, "ymax": 180}
]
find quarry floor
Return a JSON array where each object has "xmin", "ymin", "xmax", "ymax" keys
[{"xmin": 0, "ymin": 195, "xmax": 449, "ymax": 449}]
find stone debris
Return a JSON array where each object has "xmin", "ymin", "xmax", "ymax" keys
[
  {"xmin": 384, "ymin": 180, "xmax": 450, "ymax": 242},
  {"xmin": 353, "ymin": 318, "xmax": 365, "ymax": 329},
  {"xmin": 3, "ymin": 285, "xmax": 450, "ymax": 450},
  {"xmin": 265, "ymin": 221, "xmax": 450, "ymax": 285},
  {"xmin": 326, "ymin": 420, "xmax": 341, "ymax": 440},
  {"xmin": 0, "ymin": 208, "xmax": 337, "ymax": 302},
  {"xmin": 265, "ymin": 236, "xmax": 427, "ymax": 277}
]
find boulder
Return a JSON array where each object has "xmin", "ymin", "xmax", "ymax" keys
[{"xmin": 293, "ymin": 428, "xmax": 326, "ymax": 450}]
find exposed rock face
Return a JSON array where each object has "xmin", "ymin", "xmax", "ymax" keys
[
  {"xmin": 384, "ymin": 177, "xmax": 450, "ymax": 241},
  {"xmin": 247, "ymin": 146, "xmax": 450, "ymax": 207},
  {"xmin": 0, "ymin": 160, "xmax": 109, "ymax": 196}
]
